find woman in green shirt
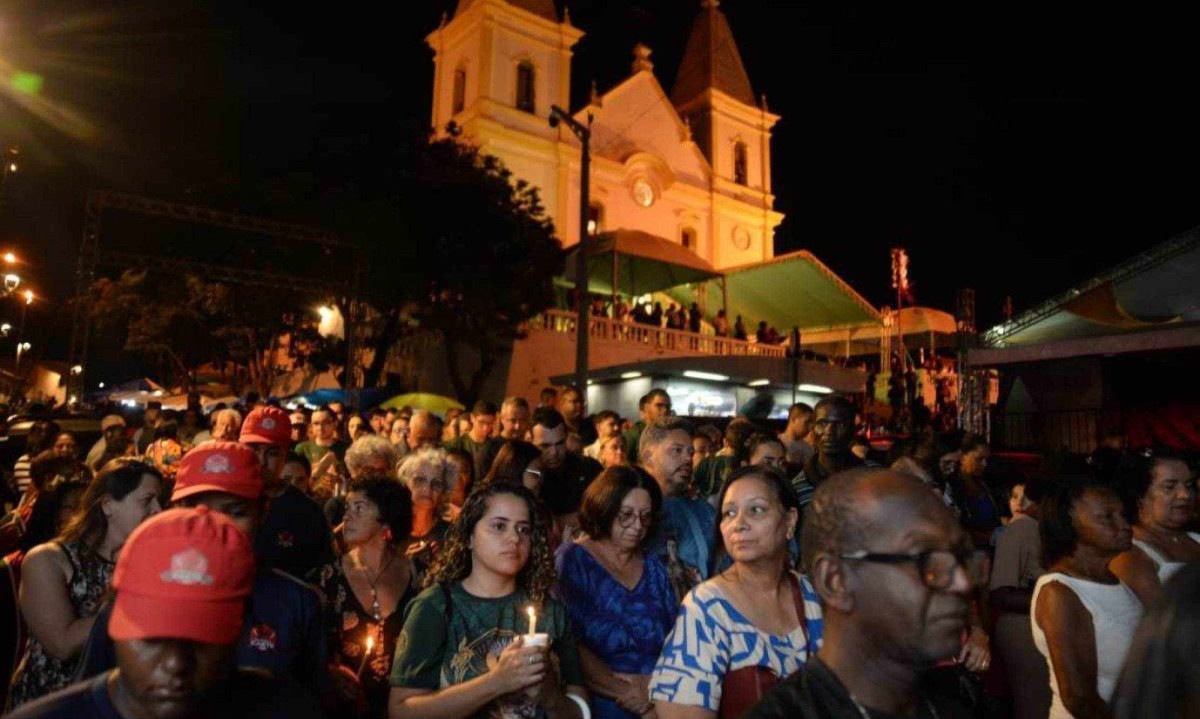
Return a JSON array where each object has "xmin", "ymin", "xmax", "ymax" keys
[{"xmin": 389, "ymin": 484, "xmax": 588, "ymax": 719}]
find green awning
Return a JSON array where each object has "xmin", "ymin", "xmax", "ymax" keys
[
  {"xmin": 672, "ymin": 250, "xmax": 881, "ymax": 331},
  {"xmin": 561, "ymin": 229, "xmax": 721, "ymax": 296}
]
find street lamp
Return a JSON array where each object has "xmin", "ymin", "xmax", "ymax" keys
[
  {"xmin": 3, "ymin": 273, "xmax": 18, "ymax": 294},
  {"xmin": 549, "ymin": 104, "xmax": 594, "ymax": 406}
]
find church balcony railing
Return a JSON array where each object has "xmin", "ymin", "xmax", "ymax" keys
[{"xmin": 529, "ymin": 309, "xmax": 788, "ymax": 358}]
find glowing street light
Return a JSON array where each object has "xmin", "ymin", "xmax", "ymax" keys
[
  {"xmin": 23, "ymin": 289, "xmax": 33, "ymax": 305},
  {"xmin": 3, "ymin": 273, "xmax": 19, "ymax": 293},
  {"xmin": 2, "ymin": 252, "xmax": 14, "ymax": 264}
]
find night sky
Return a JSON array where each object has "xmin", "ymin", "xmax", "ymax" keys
[{"xmin": 2, "ymin": 0, "xmax": 1198, "ymax": 356}]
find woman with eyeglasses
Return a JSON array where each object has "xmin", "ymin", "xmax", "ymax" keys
[
  {"xmin": 650, "ymin": 466, "xmax": 823, "ymax": 719},
  {"xmin": 1109, "ymin": 451, "xmax": 1199, "ymax": 608},
  {"xmin": 309, "ymin": 474, "xmax": 419, "ymax": 718},
  {"xmin": 1032, "ymin": 476, "xmax": 1142, "ymax": 719},
  {"xmin": 556, "ymin": 466, "xmax": 676, "ymax": 719},
  {"xmin": 389, "ymin": 484, "xmax": 588, "ymax": 719},
  {"xmin": 397, "ymin": 448, "xmax": 459, "ymax": 577}
]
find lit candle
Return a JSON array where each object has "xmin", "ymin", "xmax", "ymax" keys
[
  {"xmin": 357, "ymin": 634, "xmax": 376, "ymax": 678},
  {"xmin": 527, "ymin": 605, "xmax": 537, "ymax": 636}
]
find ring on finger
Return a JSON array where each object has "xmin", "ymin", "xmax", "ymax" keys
[{"xmin": 527, "ymin": 655, "xmax": 536, "ymax": 666}]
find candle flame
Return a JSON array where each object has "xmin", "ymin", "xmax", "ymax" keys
[{"xmin": 366, "ymin": 635, "xmax": 375, "ymax": 652}]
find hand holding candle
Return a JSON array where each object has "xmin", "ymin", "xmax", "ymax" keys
[{"xmin": 357, "ymin": 634, "xmax": 376, "ymax": 678}]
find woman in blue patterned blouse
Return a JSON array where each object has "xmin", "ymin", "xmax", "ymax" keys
[
  {"xmin": 650, "ymin": 465, "xmax": 824, "ymax": 719},
  {"xmin": 556, "ymin": 466, "xmax": 678, "ymax": 719}
]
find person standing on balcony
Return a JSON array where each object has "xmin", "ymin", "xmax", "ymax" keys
[{"xmin": 712, "ymin": 309, "xmax": 729, "ymax": 337}]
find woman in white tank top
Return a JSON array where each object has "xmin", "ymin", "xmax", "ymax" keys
[
  {"xmin": 1110, "ymin": 453, "xmax": 1200, "ymax": 607},
  {"xmin": 1031, "ymin": 479, "xmax": 1143, "ymax": 719}
]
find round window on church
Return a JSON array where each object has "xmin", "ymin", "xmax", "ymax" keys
[
  {"xmin": 631, "ymin": 178, "xmax": 656, "ymax": 208},
  {"xmin": 732, "ymin": 227, "xmax": 751, "ymax": 251}
]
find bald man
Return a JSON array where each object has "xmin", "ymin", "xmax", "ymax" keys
[{"xmin": 745, "ymin": 468, "xmax": 981, "ymax": 718}]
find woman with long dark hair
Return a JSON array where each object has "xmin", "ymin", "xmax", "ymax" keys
[
  {"xmin": 0, "ymin": 466, "xmax": 88, "ymax": 709},
  {"xmin": 6, "ymin": 458, "xmax": 162, "ymax": 709},
  {"xmin": 389, "ymin": 484, "xmax": 587, "ymax": 719}
]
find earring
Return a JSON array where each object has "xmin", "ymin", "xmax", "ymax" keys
[{"xmin": 382, "ymin": 526, "xmax": 394, "ymax": 543}]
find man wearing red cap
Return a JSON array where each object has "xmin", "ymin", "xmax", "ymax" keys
[
  {"xmin": 239, "ymin": 405, "xmax": 336, "ymax": 579},
  {"xmin": 74, "ymin": 442, "xmax": 331, "ymax": 705},
  {"xmin": 7, "ymin": 507, "xmax": 322, "ymax": 719}
]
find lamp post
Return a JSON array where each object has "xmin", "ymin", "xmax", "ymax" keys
[{"xmin": 549, "ymin": 105, "xmax": 594, "ymax": 406}]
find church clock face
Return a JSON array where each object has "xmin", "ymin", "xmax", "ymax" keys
[
  {"xmin": 733, "ymin": 227, "xmax": 751, "ymax": 250},
  {"xmin": 631, "ymin": 178, "xmax": 656, "ymax": 208}
]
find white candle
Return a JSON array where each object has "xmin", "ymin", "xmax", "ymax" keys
[
  {"xmin": 357, "ymin": 635, "xmax": 376, "ymax": 678},
  {"xmin": 527, "ymin": 605, "xmax": 537, "ymax": 636}
]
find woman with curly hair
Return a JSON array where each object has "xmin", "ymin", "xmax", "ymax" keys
[{"xmin": 389, "ymin": 484, "xmax": 588, "ymax": 719}]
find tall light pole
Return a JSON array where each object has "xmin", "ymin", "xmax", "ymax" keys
[{"xmin": 549, "ymin": 105, "xmax": 594, "ymax": 406}]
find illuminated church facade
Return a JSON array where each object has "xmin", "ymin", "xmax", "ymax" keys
[{"xmin": 426, "ymin": 0, "xmax": 783, "ymax": 270}]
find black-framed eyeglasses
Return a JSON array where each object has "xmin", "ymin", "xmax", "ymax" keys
[{"xmin": 839, "ymin": 548, "xmax": 988, "ymax": 590}]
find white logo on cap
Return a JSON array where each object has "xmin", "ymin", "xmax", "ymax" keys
[
  {"xmin": 203, "ymin": 454, "xmax": 233, "ymax": 474},
  {"xmin": 261, "ymin": 417, "xmax": 276, "ymax": 431},
  {"xmin": 160, "ymin": 548, "xmax": 214, "ymax": 586}
]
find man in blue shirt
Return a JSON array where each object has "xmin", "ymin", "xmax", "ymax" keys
[{"xmin": 639, "ymin": 416, "xmax": 715, "ymax": 598}]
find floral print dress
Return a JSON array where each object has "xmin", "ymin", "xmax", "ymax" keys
[{"xmin": 7, "ymin": 541, "xmax": 113, "ymax": 710}]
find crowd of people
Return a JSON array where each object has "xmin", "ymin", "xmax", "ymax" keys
[{"xmin": 0, "ymin": 387, "xmax": 1195, "ymax": 718}]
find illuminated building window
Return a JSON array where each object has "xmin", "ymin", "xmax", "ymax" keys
[
  {"xmin": 452, "ymin": 67, "xmax": 466, "ymax": 114},
  {"xmin": 733, "ymin": 142, "xmax": 748, "ymax": 185},
  {"xmin": 516, "ymin": 61, "xmax": 536, "ymax": 113}
]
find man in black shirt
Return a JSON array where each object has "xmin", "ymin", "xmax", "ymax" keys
[
  {"xmin": 532, "ymin": 408, "xmax": 601, "ymax": 531},
  {"xmin": 8, "ymin": 507, "xmax": 321, "ymax": 719},
  {"xmin": 743, "ymin": 468, "xmax": 978, "ymax": 719}
]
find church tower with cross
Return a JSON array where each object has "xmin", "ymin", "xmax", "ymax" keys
[{"xmin": 426, "ymin": 0, "xmax": 782, "ymax": 270}]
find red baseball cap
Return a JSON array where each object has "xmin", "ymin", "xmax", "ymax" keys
[
  {"xmin": 109, "ymin": 506, "xmax": 255, "ymax": 644},
  {"xmin": 172, "ymin": 442, "xmax": 263, "ymax": 502},
  {"xmin": 239, "ymin": 406, "xmax": 292, "ymax": 447}
]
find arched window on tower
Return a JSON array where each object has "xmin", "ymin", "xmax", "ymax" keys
[
  {"xmin": 452, "ymin": 67, "xmax": 467, "ymax": 114},
  {"xmin": 681, "ymin": 227, "xmax": 697, "ymax": 250},
  {"xmin": 733, "ymin": 142, "xmax": 748, "ymax": 185},
  {"xmin": 587, "ymin": 203, "xmax": 605, "ymax": 236},
  {"xmin": 516, "ymin": 61, "xmax": 536, "ymax": 113}
]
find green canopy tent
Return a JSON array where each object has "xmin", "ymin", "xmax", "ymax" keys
[
  {"xmin": 560, "ymin": 228, "xmax": 721, "ymax": 299},
  {"xmin": 668, "ymin": 250, "xmax": 881, "ymax": 331}
]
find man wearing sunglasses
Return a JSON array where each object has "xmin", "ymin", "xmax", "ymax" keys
[{"xmin": 745, "ymin": 468, "xmax": 978, "ymax": 718}]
